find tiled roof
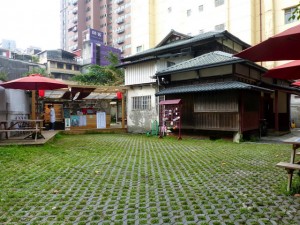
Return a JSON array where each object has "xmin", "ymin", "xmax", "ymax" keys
[
  {"xmin": 155, "ymin": 81, "xmax": 273, "ymax": 96},
  {"xmin": 123, "ymin": 30, "xmax": 250, "ymax": 62},
  {"xmin": 156, "ymin": 51, "xmax": 243, "ymax": 75}
]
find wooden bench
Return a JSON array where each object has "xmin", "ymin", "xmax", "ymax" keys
[{"xmin": 276, "ymin": 162, "xmax": 300, "ymax": 191}]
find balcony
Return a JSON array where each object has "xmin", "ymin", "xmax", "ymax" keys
[
  {"xmin": 72, "ymin": 16, "xmax": 78, "ymax": 24},
  {"xmin": 72, "ymin": 7, "xmax": 78, "ymax": 14},
  {"xmin": 70, "ymin": 44, "xmax": 78, "ymax": 51},
  {"xmin": 116, "ymin": 27, "xmax": 125, "ymax": 34},
  {"xmin": 116, "ymin": 0, "xmax": 124, "ymax": 4},
  {"xmin": 116, "ymin": 38, "xmax": 125, "ymax": 44},
  {"xmin": 72, "ymin": 35, "xmax": 78, "ymax": 41},
  {"xmin": 116, "ymin": 7, "xmax": 124, "ymax": 14},
  {"xmin": 71, "ymin": 0, "xmax": 78, "ymax": 5},
  {"xmin": 116, "ymin": 18, "xmax": 124, "ymax": 24}
]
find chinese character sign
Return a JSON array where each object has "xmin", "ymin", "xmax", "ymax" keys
[{"xmin": 90, "ymin": 28, "xmax": 104, "ymax": 43}]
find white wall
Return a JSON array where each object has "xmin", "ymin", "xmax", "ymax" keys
[
  {"xmin": 127, "ymin": 85, "xmax": 158, "ymax": 133},
  {"xmin": 6, "ymin": 89, "xmax": 30, "ymax": 120},
  {"xmin": 125, "ymin": 61, "xmax": 157, "ymax": 85},
  {"xmin": 0, "ymin": 87, "xmax": 6, "ymax": 121}
]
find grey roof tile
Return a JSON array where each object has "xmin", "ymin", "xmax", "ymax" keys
[
  {"xmin": 123, "ymin": 30, "xmax": 250, "ymax": 61},
  {"xmin": 155, "ymin": 81, "xmax": 273, "ymax": 96},
  {"xmin": 156, "ymin": 51, "xmax": 243, "ymax": 75}
]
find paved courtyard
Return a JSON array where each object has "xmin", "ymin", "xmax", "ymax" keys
[{"xmin": 0, "ymin": 133, "xmax": 300, "ymax": 224}]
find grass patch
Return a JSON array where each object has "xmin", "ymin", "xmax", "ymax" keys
[{"xmin": 0, "ymin": 133, "xmax": 299, "ymax": 224}]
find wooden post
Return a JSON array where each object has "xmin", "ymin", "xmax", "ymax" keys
[
  {"xmin": 275, "ymin": 90, "xmax": 279, "ymax": 131},
  {"xmin": 121, "ymin": 92, "xmax": 125, "ymax": 129},
  {"xmin": 31, "ymin": 90, "xmax": 36, "ymax": 119},
  {"xmin": 287, "ymin": 169, "xmax": 294, "ymax": 192}
]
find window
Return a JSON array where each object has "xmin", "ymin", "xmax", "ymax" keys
[
  {"xmin": 198, "ymin": 5, "xmax": 203, "ymax": 12},
  {"xmin": 215, "ymin": 0, "xmax": 224, "ymax": 7},
  {"xmin": 187, "ymin": 9, "xmax": 191, "ymax": 16},
  {"xmin": 285, "ymin": 7, "xmax": 297, "ymax": 24},
  {"xmin": 66, "ymin": 64, "xmax": 72, "ymax": 70},
  {"xmin": 57, "ymin": 62, "xmax": 64, "ymax": 69},
  {"xmin": 132, "ymin": 96, "xmax": 151, "ymax": 110},
  {"xmin": 215, "ymin": 23, "xmax": 225, "ymax": 31},
  {"xmin": 50, "ymin": 61, "xmax": 56, "ymax": 68},
  {"xmin": 136, "ymin": 45, "xmax": 143, "ymax": 52},
  {"xmin": 168, "ymin": 7, "xmax": 172, "ymax": 13}
]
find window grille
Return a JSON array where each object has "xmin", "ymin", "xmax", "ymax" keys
[{"xmin": 132, "ymin": 96, "xmax": 151, "ymax": 110}]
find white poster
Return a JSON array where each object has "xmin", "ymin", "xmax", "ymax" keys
[{"xmin": 97, "ymin": 111, "xmax": 106, "ymax": 129}]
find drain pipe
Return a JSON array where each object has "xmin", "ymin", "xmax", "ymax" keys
[{"xmin": 259, "ymin": 0, "xmax": 262, "ymax": 43}]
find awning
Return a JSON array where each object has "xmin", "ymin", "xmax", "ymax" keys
[
  {"xmin": 60, "ymin": 87, "xmax": 95, "ymax": 100},
  {"xmin": 159, "ymin": 99, "xmax": 182, "ymax": 105},
  {"xmin": 155, "ymin": 81, "xmax": 273, "ymax": 96}
]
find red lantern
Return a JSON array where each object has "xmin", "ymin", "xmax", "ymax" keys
[
  {"xmin": 116, "ymin": 91, "xmax": 122, "ymax": 100},
  {"xmin": 38, "ymin": 90, "xmax": 45, "ymax": 97}
]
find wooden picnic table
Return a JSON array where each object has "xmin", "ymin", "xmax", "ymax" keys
[
  {"xmin": 0, "ymin": 119, "xmax": 44, "ymax": 141},
  {"xmin": 276, "ymin": 137, "xmax": 300, "ymax": 191}
]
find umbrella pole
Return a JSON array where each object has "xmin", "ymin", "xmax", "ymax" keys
[{"xmin": 31, "ymin": 90, "xmax": 36, "ymax": 119}]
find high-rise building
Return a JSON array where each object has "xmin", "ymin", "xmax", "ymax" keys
[
  {"xmin": 61, "ymin": 0, "xmax": 300, "ymax": 62},
  {"xmin": 0, "ymin": 39, "xmax": 16, "ymax": 51},
  {"xmin": 60, "ymin": 0, "xmax": 131, "ymax": 57}
]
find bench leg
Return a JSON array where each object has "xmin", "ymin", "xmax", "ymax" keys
[{"xmin": 286, "ymin": 169, "xmax": 294, "ymax": 192}]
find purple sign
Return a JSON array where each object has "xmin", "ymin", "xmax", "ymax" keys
[
  {"xmin": 90, "ymin": 28, "xmax": 104, "ymax": 43},
  {"xmin": 90, "ymin": 43, "xmax": 121, "ymax": 66},
  {"xmin": 100, "ymin": 45, "xmax": 121, "ymax": 66}
]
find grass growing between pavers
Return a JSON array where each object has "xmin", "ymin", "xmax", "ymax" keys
[{"xmin": 0, "ymin": 133, "xmax": 300, "ymax": 225}]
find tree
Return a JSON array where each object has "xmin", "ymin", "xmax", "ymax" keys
[
  {"xmin": 290, "ymin": 3, "xmax": 300, "ymax": 21},
  {"xmin": 23, "ymin": 67, "xmax": 48, "ymax": 77},
  {"xmin": 72, "ymin": 52, "xmax": 124, "ymax": 86},
  {"xmin": 0, "ymin": 71, "xmax": 8, "ymax": 81},
  {"xmin": 31, "ymin": 56, "xmax": 39, "ymax": 63}
]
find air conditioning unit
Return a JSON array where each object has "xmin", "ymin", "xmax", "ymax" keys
[
  {"xmin": 72, "ymin": 7, "xmax": 78, "ymax": 14},
  {"xmin": 116, "ymin": 38, "xmax": 124, "ymax": 44},
  {"xmin": 72, "ymin": 17, "xmax": 78, "ymax": 24},
  {"xmin": 116, "ymin": 0, "xmax": 124, "ymax": 4},
  {"xmin": 72, "ymin": 0, "xmax": 78, "ymax": 5},
  {"xmin": 116, "ymin": 27, "xmax": 125, "ymax": 34},
  {"xmin": 71, "ymin": 44, "xmax": 78, "ymax": 51},
  {"xmin": 116, "ymin": 18, "xmax": 124, "ymax": 24},
  {"xmin": 73, "ymin": 26, "xmax": 77, "ymax": 32},
  {"xmin": 116, "ymin": 7, "xmax": 124, "ymax": 14}
]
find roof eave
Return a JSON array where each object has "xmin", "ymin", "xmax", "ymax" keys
[{"xmin": 156, "ymin": 59, "xmax": 245, "ymax": 77}]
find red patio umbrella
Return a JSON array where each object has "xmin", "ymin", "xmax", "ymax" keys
[
  {"xmin": 0, "ymin": 74, "xmax": 68, "ymax": 119},
  {"xmin": 234, "ymin": 24, "xmax": 300, "ymax": 62},
  {"xmin": 0, "ymin": 74, "xmax": 68, "ymax": 90},
  {"xmin": 263, "ymin": 60, "xmax": 300, "ymax": 80},
  {"xmin": 291, "ymin": 80, "xmax": 300, "ymax": 86}
]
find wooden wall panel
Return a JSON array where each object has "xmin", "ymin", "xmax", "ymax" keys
[{"xmin": 194, "ymin": 112, "xmax": 239, "ymax": 131}]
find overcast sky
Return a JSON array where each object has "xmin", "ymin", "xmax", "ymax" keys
[{"xmin": 0, "ymin": 0, "xmax": 60, "ymax": 50}]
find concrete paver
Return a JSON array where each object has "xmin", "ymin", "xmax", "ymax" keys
[{"xmin": 0, "ymin": 134, "xmax": 299, "ymax": 224}]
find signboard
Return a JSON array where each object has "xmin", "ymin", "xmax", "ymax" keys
[
  {"xmin": 97, "ymin": 111, "xmax": 106, "ymax": 129},
  {"xmin": 99, "ymin": 45, "xmax": 121, "ymax": 66},
  {"xmin": 90, "ymin": 28, "xmax": 104, "ymax": 43}
]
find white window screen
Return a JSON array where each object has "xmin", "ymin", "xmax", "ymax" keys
[{"xmin": 132, "ymin": 96, "xmax": 151, "ymax": 110}]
